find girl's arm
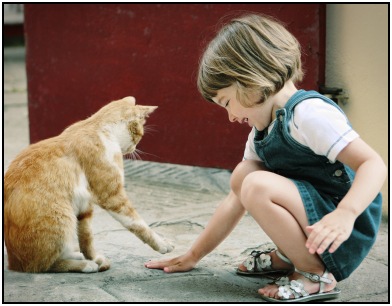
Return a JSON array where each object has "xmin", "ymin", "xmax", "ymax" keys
[
  {"xmin": 306, "ymin": 137, "xmax": 387, "ymax": 255},
  {"xmin": 145, "ymin": 190, "xmax": 245, "ymax": 273}
]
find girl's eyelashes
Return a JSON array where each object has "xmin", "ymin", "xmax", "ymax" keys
[{"xmin": 225, "ymin": 100, "xmax": 230, "ymax": 107}]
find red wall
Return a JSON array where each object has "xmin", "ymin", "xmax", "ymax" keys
[{"xmin": 24, "ymin": 4, "xmax": 325, "ymax": 170}]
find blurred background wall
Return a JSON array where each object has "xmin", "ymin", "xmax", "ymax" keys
[
  {"xmin": 325, "ymin": 4, "xmax": 388, "ymax": 217},
  {"xmin": 4, "ymin": 3, "xmax": 388, "ymax": 215},
  {"xmin": 22, "ymin": 3, "xmax": 325, "ymax": 170}
]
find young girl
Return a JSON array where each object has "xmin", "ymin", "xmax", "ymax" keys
[{"xmin": 145, "ymin": 13, "xmax": 386, "ymax": 302}]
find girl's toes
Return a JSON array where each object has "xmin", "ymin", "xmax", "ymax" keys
[
  {"xmin": 237, "ymin": 263, "xmax": 247, "ymax": 272},
  {"xmin": 258, "ymin": 284, "xmax": 277, "ymax": 297}
]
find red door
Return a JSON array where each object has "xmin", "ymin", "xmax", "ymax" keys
[{"xmin": 24, "ymin": 4, "xmax": 325, "ymax": 170}]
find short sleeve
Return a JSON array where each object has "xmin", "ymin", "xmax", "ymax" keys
[
  {"xmin": 291, "ymin": 99, "xmax": 359, "ymax": 162},
  {"xmin": 243, "ymin": 128, "xmax": 262, "ymax": 161}
]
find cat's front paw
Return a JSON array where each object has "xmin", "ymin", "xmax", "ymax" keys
[
  {"xmin": 157, "ymin": 238, "xmax": 175, "ymax": 254},
  {"xmin": 151, "ymin": 231, "xmax": 175, "ymax": 254}
]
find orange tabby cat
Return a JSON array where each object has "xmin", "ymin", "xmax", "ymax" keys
[{"xmin": 4, "ymin": 96, "xmax": 173, "ymax": 273}]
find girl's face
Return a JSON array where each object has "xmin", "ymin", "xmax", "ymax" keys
[{"xmin": 212, "ymin": 84, "xmax": 276, "ymax": 131}]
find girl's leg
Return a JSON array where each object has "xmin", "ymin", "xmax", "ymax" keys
[
  {"xmin": 230, "ymin": 160, "xmax": 266, "ymax": 196},
  {"xmin": 231, "ymin": 160, "xmax": 293, "ymax": 272},
  {"xmin": 239, "ymin": 170, "xmax": 337, "ymax": 299}
]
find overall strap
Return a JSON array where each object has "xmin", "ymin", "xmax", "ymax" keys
[{"xmin": 285, "ymin": 90, "xmax": 346, "ymax": 117}]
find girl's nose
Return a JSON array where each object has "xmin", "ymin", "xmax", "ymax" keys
[{"xmin": 228, "ymin": 113, "xmax": 237, "ymax": 123}]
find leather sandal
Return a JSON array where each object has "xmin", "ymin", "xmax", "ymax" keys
[
  {"xmin": 260, "ymin": 268, "xmax": 341, "ymax": 302},
  {"xmin": 236, "ymin": 243, "xmax": 294, "ymax": 277}
]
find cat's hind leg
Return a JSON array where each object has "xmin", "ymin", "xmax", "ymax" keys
[
  {"xmin": 48, "ymin": 241, "xmax": 100, "ymax": 273},
  {"xmin": 49, "ymin": 258, "xmax": 99, "ymax": 273},
  {"xmin": 77, "ymin": 209, "xmax": 110, "ymax": 272}
]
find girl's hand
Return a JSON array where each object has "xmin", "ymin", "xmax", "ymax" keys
[
  {"xmin": 144, "ymin": 252, "xmax": 198, "ymax": 273},
  {"xmin": 305, "ymin": 208, "xmax": 356, "ymax": 254}
]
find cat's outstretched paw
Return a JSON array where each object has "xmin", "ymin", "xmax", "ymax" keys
[
  {"xmin": 94, "ymin": 254, "xmax": 111, "ymax": 272},
  {"xmin": 146, "ymin": 231, "xmax": 173, "ymax": 254},
  {"xmin": 150, "ymin": 231, "xmax": 175, "ymax": 254},
  {"xmin": 157, "ymin": 238, "xmax": 175, "ymax": 254}
]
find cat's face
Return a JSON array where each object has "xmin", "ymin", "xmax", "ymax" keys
[
  {"xmin": 95, "ymin": 97, "xmax": 157, "ymax": 155},
  {"xmin": 126, "ymin": 120, "xmax": 144, "ymax": 154},
  {"xmin": 123, "ymin": 105, "xmax": 157, "ymax": 154}
]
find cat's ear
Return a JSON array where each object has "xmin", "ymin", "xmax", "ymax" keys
[
  {"xmin": 139, "ymin": 105, "xmax": 158, "ymax": 118},
  {"xmin": 121, "ymin": 96, "xmax": 136, "ymax": 106}
]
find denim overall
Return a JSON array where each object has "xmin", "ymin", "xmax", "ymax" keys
[{"xmin": 253, "ymin": 89, "xmax": 382, "ymax": 282}]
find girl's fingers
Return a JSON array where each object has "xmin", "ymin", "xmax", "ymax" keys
[
  {"xmin": 315, "ymin": 231, "xmax": 337, "ymax": 254},
  {"xmin": 306, "ymin": 223, "xmax": 339, "ymax": 254},
  {"xmin": 306, "ymin": 224, "xmax": 342, "ymax": 254},
  {"xmin": 328, "ymin": 234, "xmax": 345, "ymax": 253},
  {"xmin": 145, "ymin": 255, "xmax": 194, "ymax": 273},
  {"xmin": 306, "ymin": 224, "xmax": 329, "ymax": 254},
  {"xmin": 164, "ymin": 264, "xmax": 181, "ymax": 273},
  {"xmin": 144, "ymin": 258, "xmax": 176, "ymax": 269}
]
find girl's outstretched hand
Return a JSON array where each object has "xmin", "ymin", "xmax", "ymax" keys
[
  {"xmin": 144, "ymin": 252, "xmax": 198, "ymax": 273},
  {"xmin": 305, "ymin": 208, "xmax": 355, "ymax": 255}
]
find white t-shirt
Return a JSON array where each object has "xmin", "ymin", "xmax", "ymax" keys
[{"xmin": 243, "ymin": 98, "xmax": 359, "ymax": 163}]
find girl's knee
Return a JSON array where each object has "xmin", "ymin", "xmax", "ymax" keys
[
  {"xmin": 240, "ymin": 171, "xmax": 271, "ymax": 208},
  {"xmin": 230, "ymin": 160, "xmax": 264, "ymax": 197}
]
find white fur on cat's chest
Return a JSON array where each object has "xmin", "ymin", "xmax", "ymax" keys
[
  {"xmin": 72, "ymin": 173, "xmax": 91, "ymax": 216},
  {"xmin": 100, "ymin": 123, "xmax": 132, "ymax": 155},
  {"xmin": 99, "ymin": 125, "xmax": 126, "ymax": 181}
]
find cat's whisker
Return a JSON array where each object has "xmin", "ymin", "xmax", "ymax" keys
[
  {"xmin": 124, "ymin": 152, "xmax": 136, "ymax": 160},
  {"xmin": 132, "ymin": 150, "xmax": 143, "ymax": 161},
  {"xmin": 125, "ymin": 149, "xmax": 143, "ymax": 161},
  {"xmin": 125, "ymin": 148, "xmax": 159, "ymax": 161},
  {"xmin": 143, "ymin": 125, "xmax": 158, "ymax": 135},
  {"xmin": 134, "ymin": 148, "xmax": 160, "ymax": 159}
]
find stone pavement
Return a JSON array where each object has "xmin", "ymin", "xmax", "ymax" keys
[{"xmin": 3, "ymin": 46, "xmax": 389, "ymax": 303}]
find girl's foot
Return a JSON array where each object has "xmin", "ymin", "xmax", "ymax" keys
[
  {"xmin": 258, "ymin": 269, "xmax": 338, "ymax": 301},
  {"xmin": 237, "ymin": 248, "xmax": 294, "ymax": 275}
]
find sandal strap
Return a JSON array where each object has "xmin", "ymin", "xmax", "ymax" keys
[
  {"xmin": 250, "ymin": 250, "xmax": 273, "ymax": 271},
  {"xmin": 275, "ymin": 269, "xmax": 332, "ymax": 300},
  {"xmin": 276, "ymin": 250, "xmax": 292, "ymax": 265},
  {"xmin": 251, "ymin": 250, "xmax": 263, "ymax": 257},
  {"xmin": 249, "ymin": 245, "xmax": 274, "ymax": 259},
  {"xmin": 244, "ymin": 245, "xmax": 276, "ymax": 272},
  {"xmin": 295, "ymin": 268, "xmax": 332, "ymax": 293},
  {"xmin": 277, "ymin": 279, "xmax": 309, "ymax": 300},
  {"xmin": 242, "ymin": 243, "xmax": 294, "ymax": 273},
  {"xmin": 295, "ymin": 268, "xmax": 332, "ymax": 284}
]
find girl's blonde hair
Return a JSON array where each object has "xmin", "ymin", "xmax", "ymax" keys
[{"xmin": 197, "ymin": 13, "xmax": 304, "ymax": 107}]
